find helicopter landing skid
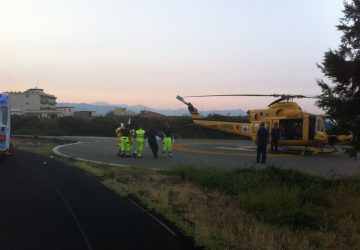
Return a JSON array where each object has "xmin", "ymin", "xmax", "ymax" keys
[
  {"xmin": 281, "ymin": 146, "xmax": 337, "ymax": 156},
  {"xmin": 304, "ymin": 146, "xmax": 337, "ymax": 155}
]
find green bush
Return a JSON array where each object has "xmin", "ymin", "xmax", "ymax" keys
[
  {"xmin": 11, "ymin": 115, "xmax": 243, "ymax": 139},
  {"xmin": 169, "ymin": 165, "xmax": 356, "ymax": 230}
]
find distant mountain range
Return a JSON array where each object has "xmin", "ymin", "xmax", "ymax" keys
[{"xmin": 58, "ymin": 102, "xmax": 247, "ymax": 117}]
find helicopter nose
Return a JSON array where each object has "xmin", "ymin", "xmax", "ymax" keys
[{"xmin": 336, "ymin": 135, "xmax": 352, "ymax": 143}]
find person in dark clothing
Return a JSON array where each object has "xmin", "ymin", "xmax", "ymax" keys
[
  {"xmin": 270, "ymin": 123, "xmax": 281, "ymax": 153},
  {"xmin": 145, "ymin": 125, "xmax": 159, "ymax": 158},
  {"xmin": 256, "ymin": 123, "xmax": 269, "ymax": 163}
]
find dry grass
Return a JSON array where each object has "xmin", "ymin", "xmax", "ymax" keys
[{"xmin": 12, "ymin": 137, "xmax": 58, "ymax": 155}]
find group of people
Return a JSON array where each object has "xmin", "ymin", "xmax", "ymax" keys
[
  {"xmin": 115, "ymin": 120, "xmax": 280, "ymax": 163},
  {"xmin": 115, "ymin": 122, "xmax": 174, "ymax": 159},
  {"xmin": 255, "ymin": 122, "xmax": 281, "ymax": 164}
]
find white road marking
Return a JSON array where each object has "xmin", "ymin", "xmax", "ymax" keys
[
  {"xmin": 53, "ymin": 142, "xmax": 84, "ymax": 158},
  {"xmin": 128, "ymin": 199, "xmax": 177, "ymax": 237},
  {"xmin": 52, "ymin": 142, "xmax": 130, "ymax": 168},
  {"xmin": 215, "ymin": 146, "xmax": 257, "ymax": 152}
]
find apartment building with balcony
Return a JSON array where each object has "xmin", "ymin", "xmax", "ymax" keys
[{"xmin": 7, "ymin": 88, "xmax": 61, "ymax": 118}]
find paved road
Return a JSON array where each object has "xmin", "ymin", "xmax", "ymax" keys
[
  {"xmin": 0, "ymin": 150, "xmax": 197, "ymax": 250},
  {"xmin": 54, "ymin": 137, "xmax": 360, "ymax": 176}
]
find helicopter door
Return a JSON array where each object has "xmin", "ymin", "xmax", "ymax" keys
[
  {"xmin": 316, "ymin": 116, "xmax": 325, "ymax": 133},
  {"xmin": 314, "ymin": 116, "xmax": 327, "ymax": 143},
  {"xmin": 308, "ymin": 116, "xmax": 316, "ymax": 140},
  {"xmin": 271, "ymin": 120, "xmax": 279, "ymax": 130},
  {"xmin": 252, "ymin": 122, "xmax": 260, "ymax": 140}
]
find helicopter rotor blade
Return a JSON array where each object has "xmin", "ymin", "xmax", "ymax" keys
[
  {"xmin": 184, "ymin": 94, "xmax": 319, "ymax": 99},
  {"xmin": 184, "ymin": 94, "xmax": 282, "ymax": 98},
  {"xmin": 302, "ymin": 95, "xmax": 319, "ymax": 99}
]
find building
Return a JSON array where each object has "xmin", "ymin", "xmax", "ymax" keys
[
  {"xmin": 22, "ymin": 109, "xmax": 61, "ymax": 118},
  {"xmin": 7, "ymin": 88, "xmax": 61, "ymax": 118},
  {"xmin": 74, "ymin": 111, "xmax": 96, "ymax": 119},
  {"xmin": 112, "ymin": 107, "xmax": 135, "ymax": 117},
  {"xmin": 56, "ymin": 106, "xmax": 75, "ymax": 117}
]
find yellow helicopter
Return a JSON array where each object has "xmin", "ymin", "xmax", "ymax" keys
[{"xmin": 176, "ymin": 94, "xmax": 352, "ymax": 153}]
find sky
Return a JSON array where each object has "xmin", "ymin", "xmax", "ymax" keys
[{"xmin": 0, "ymin": 0, "xmax": 344, "ymax": 113}]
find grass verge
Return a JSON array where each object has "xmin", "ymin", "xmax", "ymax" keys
[
  {"xmin": 12, "ymin": 137, "xmax": 66, "ymax": 155},
  {"xmin": 15, "ymin": 138, "xmax": 360, "ymax": 250}
]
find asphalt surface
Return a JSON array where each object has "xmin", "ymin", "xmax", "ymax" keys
[
  {"xmin": 54, "ymin": 136, "xmax": 360, "ymax": 176},
  {"xmin": 0, "ymin": 150, "xmax": 197, "ymax": 250}
]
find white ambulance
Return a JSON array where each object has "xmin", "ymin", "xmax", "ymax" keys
[{"xmin": 0, "ymin": 93, "xmax": 13, "ymax": 156}]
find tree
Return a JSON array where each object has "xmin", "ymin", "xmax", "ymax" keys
[{"xmin": 317, "ymin": 0, "xmax": 360, "ymax": 156}]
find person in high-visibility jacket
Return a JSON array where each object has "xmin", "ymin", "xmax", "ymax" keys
[
  {"xmin": 162, "ymin": 122, "xmax": 174, "ymax": 157},
  {"xmin": 133, "ymin": 125, "xmax": 146, "ymax": 158},
  {"xmin": 115, "ymin": 123, "xmax": 124, "ymax": 156},
  {"xmin": 120, "ymin": 124, "xmax": 131, "ymax": 157}
]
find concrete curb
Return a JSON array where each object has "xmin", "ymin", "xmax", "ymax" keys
[{"xmin": 52, "ymin": 143, "xmax": 131, "ymax": 168}]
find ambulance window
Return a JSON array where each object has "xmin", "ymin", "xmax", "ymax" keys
[{"xmin": 0, "ymin": 106, "xmax": 8, "ymax": 125}]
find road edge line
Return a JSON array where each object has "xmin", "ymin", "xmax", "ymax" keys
[
  {"xmin": 52, "ymin": 143, "xmax": 130, "ymax": 168},
  {"xmin": 128, "ymin": 199, "xmax": 177, "ymax": 237}
]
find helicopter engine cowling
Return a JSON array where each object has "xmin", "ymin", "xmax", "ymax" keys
[
  {"xmin": 268, "ymin": 102, "xmax": 302, "ymax": 117},
  {"xmin": 249, "ymin": 102, "xmax": 303, "ymax": 121}
]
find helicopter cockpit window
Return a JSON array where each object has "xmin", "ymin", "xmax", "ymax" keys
[
  {"xmin": 279, "ymin": 119, "xmax": 303, "ymax": 140},
  {"xmin": 323, "ymin": 117, "xmax": 337, "ymax": 134},
  {"xmin": 0, "ymin": 106, "xmax": 8, "ymax": 125}
]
